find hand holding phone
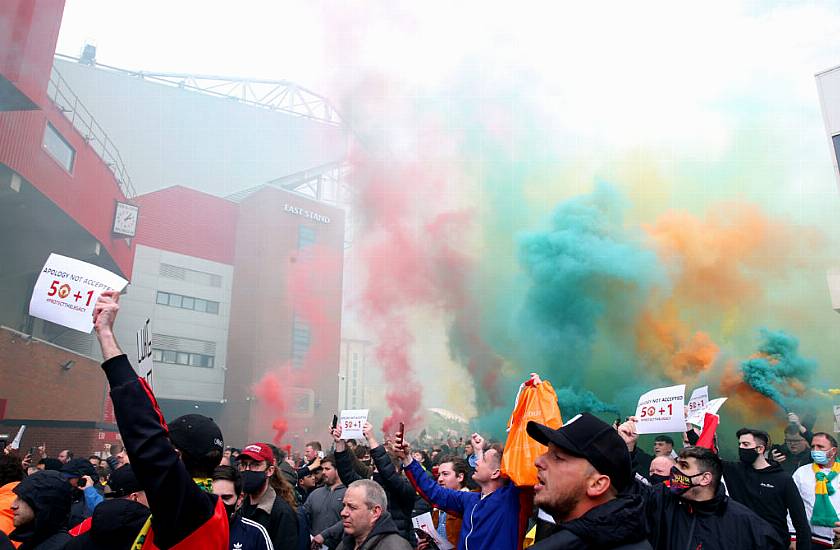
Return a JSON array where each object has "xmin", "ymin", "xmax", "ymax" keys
[
  {"xmin": 398, "ymin": 422, "xmax": 405, "ymax": 446},
  {"xmin": 331, "ymin": 414, "xmax": 338, "ymax": 430}
]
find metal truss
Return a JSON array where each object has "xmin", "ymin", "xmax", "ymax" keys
[
  {"xmin": 54, "ymin": 53, "xmax": 343, "ymax": 126},
  {"xmin": 227, "ymin": 161, "xmax": 356, "ymax": 247}
]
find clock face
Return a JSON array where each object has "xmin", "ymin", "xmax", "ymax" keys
[{"xmin": 113, "ymin": 202, "xmax": 139, "ymax": 237}]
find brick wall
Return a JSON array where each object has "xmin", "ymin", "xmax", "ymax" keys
[{"xmin": 0, "ymin": 326, "xmax": 118, "ymax": 456}]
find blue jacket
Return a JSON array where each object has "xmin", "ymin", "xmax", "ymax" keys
[
  {"xmin": 230, "ymin": 516, "xmax": 274, "ymax": 550},
  {"xmin": 404, "ymin": 459, "xmax": 524, "ymax": 550}
]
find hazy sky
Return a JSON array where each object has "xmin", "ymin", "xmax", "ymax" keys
[{"xmin": 56, "ymin": 1, "xmax": 840, "ymax": 420}]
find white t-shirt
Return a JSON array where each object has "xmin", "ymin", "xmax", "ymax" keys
[{"xmin": 787, "ymin": 462, "xmax": 840, "ymax": 547}]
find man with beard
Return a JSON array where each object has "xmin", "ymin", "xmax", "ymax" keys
[
  {"xmin": 618, "ymin": 417, "xmax": 784, "ymax": 549},
  {"xmin": 304, "ymin": 457, "xmax": 346, "ymax": 549},
  {"xmin": 237, "ymin": 443, "xmax": 298, "ymax": 550},
  {"xmin": 525, "ymin": 413, "xmax": 652, "ymax": 549}
]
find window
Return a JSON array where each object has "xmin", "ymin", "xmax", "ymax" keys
[
  {"xmin": 155, "ymin": 291, "xmax": 220, "ymax": 315},
  {"xmin": 43, "ymin": 122, "xmax": 76, "ymax": 172},
  {"xmin": 152, "ymin": 348, "xmax": 215, "ymax": 369},
  {"xmin": 298, "ymin": 226, "xmax": 316, "ymax": 249},
  {"xmin": 291, "ymin": 316, "xmax": 310, "ymax": 369}
]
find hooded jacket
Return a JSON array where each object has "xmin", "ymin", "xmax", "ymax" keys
[
  {"xmin": 722, "ymin": 459, "xmax": 809, "ymax": 545},
  {"xmin": 530, "ymin": 494, "xmax": 653, "ymax": 550},
  {"xmin": 63, "ymin": 498, "xmax": 151, "ymax": 550},
  {"xmin": 335, "ymin": 511, "xmax": 412, "ymax": 550},
  {"xmin": 8, "ymin": 471, "xmax": 72, "ymax": 550},
  {"xmin": 335, "ymin": 447, "xmax": 416, "ymax": 543},
  {"xmin": 637, "ymin": 479, "xmax": 785, "ymax": 550}
]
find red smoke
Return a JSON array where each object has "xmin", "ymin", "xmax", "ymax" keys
[{"xmin": 352, "ymin": 153, "xmax": 503, "ymax": 433}]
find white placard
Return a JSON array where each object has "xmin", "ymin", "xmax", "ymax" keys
[
  {"xmin": 137, "ymin": 318, "xmax": 153, "ymax": 385},
  {"xmin": 10, "ymin": 425, "xmax": 25, "ymax": 450},
  {"xmin": 685, "ymin": 386, "xmax": 709, "ymax": 426},
  {"xmin": 412, "ymin": 512, "xmax": 454, "ymax": 550},
  {"xmin": 833, "ymin": 405, "xmax": 840, "ymax": 433},
  {"xmin": 634, "ymin": 384, "xmax": 686, "ymax": 434},
  {"xmin": 28, "ymin": 254, "xmax": 128, "ymax": 333},
  {"xmin": 339, "ymin": 409, "xmax": 369, "ymax": 440},
  {"xmin": 688, "ymin": 397, "xmax": 728, "ymax": 428}
]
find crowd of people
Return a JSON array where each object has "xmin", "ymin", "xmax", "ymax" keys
[{"xmin": 3, "ymin": 292, "xmax": 840, "ymax": 549}]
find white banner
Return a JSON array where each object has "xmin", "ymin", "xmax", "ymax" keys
[
  {"xmin": 635, "ymin": 384, "xmax": 686, "ymax": 434},
  {"xmin": 339, "ymin": 409, "xmax": 369, "ymax": 440},
  {"xmin": 29, "ymin": 254, "xmax": 128, "ymax": 333}
]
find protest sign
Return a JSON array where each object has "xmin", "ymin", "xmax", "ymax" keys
[
  {"xmin": 29, "ymin": 253, "xmax": 128, "ymax": 333},
  {"xmin": 412, "ymin": 512, "xmax": 454, "ymax": 550},
  {"xmin": 339, "ymin": 409, "xmax": 369, "ymax": 440},
  {"xmin": 635, "ymin": 384, "xmax": 686, "ymax": 434},
  {"xmin": 685, "ymin": 386, "xmax": 709, "ymax": 426}
]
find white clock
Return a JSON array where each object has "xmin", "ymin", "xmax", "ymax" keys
[{"xmin": 113, "ymin": 201, "xmax": 139, "ymax": 237}]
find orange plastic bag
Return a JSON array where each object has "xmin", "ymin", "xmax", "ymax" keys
[{"xmin": 501, "ymin": 377, "xmax": 563, "ymax": 486}]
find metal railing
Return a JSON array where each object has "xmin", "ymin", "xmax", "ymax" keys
[{"xmin": 46, "ymin": 65, "xmax": 136, "ymax": 198}]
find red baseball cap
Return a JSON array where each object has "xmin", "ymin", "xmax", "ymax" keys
[{"xmin": 240, "ymin": 443, "xmax": 275, "ymax": 465}]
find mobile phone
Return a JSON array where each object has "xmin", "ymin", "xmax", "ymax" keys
[
  {"xmin": 29, "ymin": 447, "xmax": 36, "ymax": 457},
  {"xmin": 398, "ymin": 422, "xmax": 405, "ymax": 446},
  {"xmin": 331, "ymin": 414, "xmax": 338, "ymax": 430}
]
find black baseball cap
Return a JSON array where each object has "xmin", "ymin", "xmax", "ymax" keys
[
  {"xmin": 106, "ymin": 464, "xmax": 142, "ymax": 498},
  {"xmin": 168, "ymin": 414, "xmax": 224, "ymax": 460},
  {"xmin": 527, "ymin": 412, "xmax": 632, "ymax": 491}
]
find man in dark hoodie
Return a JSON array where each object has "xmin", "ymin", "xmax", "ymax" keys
[
  {"xmin": 8, "ymin": 470, "xmax": 72, "ymax": 549},
  {"xmin": 64, "ymin": 464, "xmax": 151, "ymax": 548},
  {"xmin": 332, "ymin": 423, "xmax": 416, "ymax": 544},
  {"xmin": 618, "ymin": 417, "xmax": 785, "ymax": 550},
  {"xmin": 61, "ymin": 457, "xmax": 102, "ymax": 528},
  {"xmin": 722, "ymin": 428, "xmax": 810, "ymax": 547},
  {"xmin": 526, "ymin": 413, "xmax": 652, "ymax": 549},
  {"xmin": 336, "ymin": 480, "xmax": 411, "ymax": 550}
]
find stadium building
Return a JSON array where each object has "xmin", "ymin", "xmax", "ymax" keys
[{"xmin": 0, "ymin": 0, "xmax": 348, "ymax": 451}]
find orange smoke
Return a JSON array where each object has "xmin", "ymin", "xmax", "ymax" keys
[
  {"xmin": 643, "ymin": 204, "xmax": 803, "ymax": 309},
  {"xmin": 637, "ymin": 301, "xmax": 719, "ymax": 381}
]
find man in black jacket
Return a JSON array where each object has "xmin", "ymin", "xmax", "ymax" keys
[
  {"xmin": 618, "ymin": 417, "xmax": 785, "ymax": 550},
  {"xmin": 237, "ymin": 442, "xmax": 298, "ymax": 549},
  {"xmin": 526, "ymin": 413, "xmax": 652, "ymax": 549},
  {"xmin": 331, "ymin": 423, "xmax": 416, "ymax": 544},
  {"xmin": 8, "ymin": 470, "xmax": 72, "ymax": 549},
  {"xmin": 723, "ymin": 428, "xmax": 810, "ymax": 546},
  {"xmin": 93, "ymin": 290, "xmax": 229, "ymax": 548}
]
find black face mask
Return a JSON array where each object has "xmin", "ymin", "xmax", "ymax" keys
[
  {"xmin": 649, "ymin": 473, "xmax": 670, "ymax": 485},
  {"xmin": 241, "ymin": 470, "xmax": 268, "ymax": 495},
  {"xmin": 738, "ymin": 447, "xmax": 760, "ymax": 465},
  {"xmin": 224, "ymin": 502, "xmax": 237, "ymax": 518}
]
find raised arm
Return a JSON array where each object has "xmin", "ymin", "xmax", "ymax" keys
[
  {"xmin": 394, "ymin": 435, "xmax": 470, "ymax": 515},
  {"xmin": 93, "ymin": 291, "xmax": 217, "ymax": 548}
]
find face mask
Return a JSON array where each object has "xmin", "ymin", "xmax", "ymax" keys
[
  {"xmin": 738, "ymin": 448, "xmax": 759, "ymax": 465},
  {"xmin": 811, "ymin": 450, "xmax": 831, "ymax": 465},
  {"xmin": 668, "ymin": 466, "xmax": 704, "ymax": 495},
  {"xmin": 649, "ymin": 474, "xmax": 669, "ymax": 485},
  {"xmin": 224, "ymin": 503, "xmax": 237, "ymax": 518},
  {"xmin": 241, "ymin": 470, "xmax": 268, "ymax": 495}
]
